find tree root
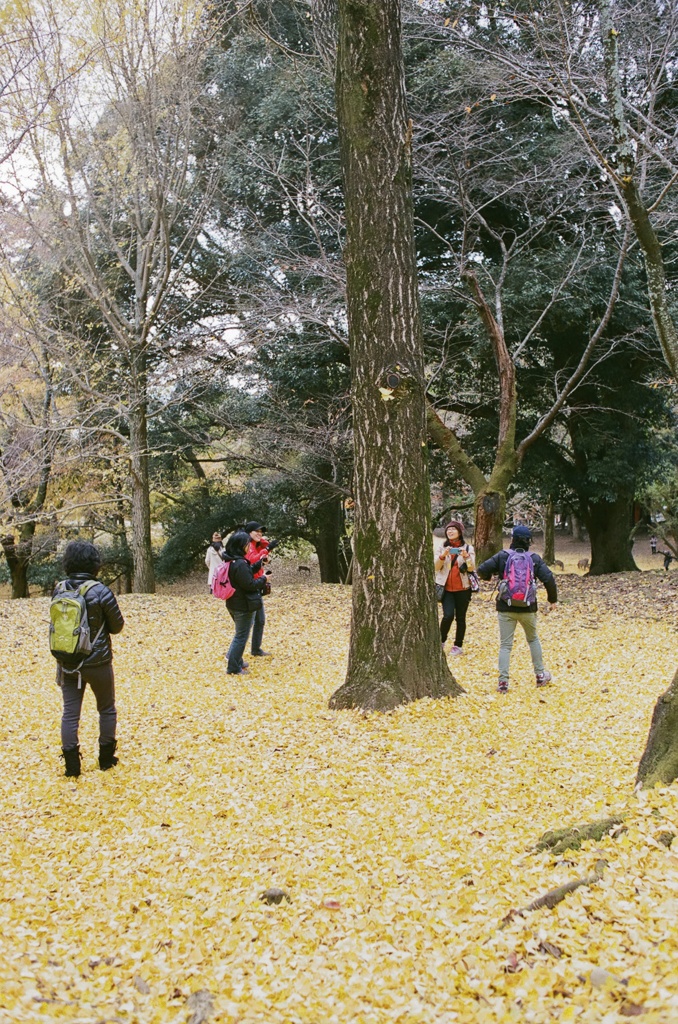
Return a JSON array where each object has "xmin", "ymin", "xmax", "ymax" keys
[
  {"xmin": 636, "ymin": 666, "xmax": 678, "ymax": 788},
  {"xmin": 501, "ymin": 859, "xmax": 607, "ymax": 929},
  {"xmin": 534, "ymin": 816, "xmax": 626, "ymax": 856}
]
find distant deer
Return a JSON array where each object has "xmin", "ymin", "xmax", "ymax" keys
[{"xmin": 577, "ymin": 557, "xmax": 590, "ymax": 571}]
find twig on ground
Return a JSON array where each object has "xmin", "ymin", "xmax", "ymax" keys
[{"xmin": 501, "ymin": 859, "xmax": 607, "ymax": 928}]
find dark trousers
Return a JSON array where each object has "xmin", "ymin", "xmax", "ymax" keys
[
  {"xmin": 227, "ymin": 608, "xmax": 255, "ymax": 673},
  {"xmin": 60, "ymin": 661, "xmax": 116, "ymax": 750},
  {"xmin": 251, "ymin": 600, "xmax": 265, "ymax": 654},
  {"xmin": 440, "ymin": 589, "xmax": 473, "ymax": 646}
]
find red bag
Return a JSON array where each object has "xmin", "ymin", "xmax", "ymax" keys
[{"xmin": 212, "ymin": 562, "xmax": 235, "ymax": 600}]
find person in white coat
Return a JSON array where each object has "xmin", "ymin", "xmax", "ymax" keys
[{"xmin": 205, "ymin": 532, "xmax": 224, "ymax": 593}]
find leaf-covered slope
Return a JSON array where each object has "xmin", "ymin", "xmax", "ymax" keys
[{"xmin": 0, "ymin": 580, "xmax": 676, "ymax": 1023}]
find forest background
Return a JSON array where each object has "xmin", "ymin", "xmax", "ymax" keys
[
  {"xmin": 2, "ymin": 3, "xmax": 678, "ymax": 1022},
  {"xmin": 1, "ymin": 0, "xmax": 677, "ymax": 599}
]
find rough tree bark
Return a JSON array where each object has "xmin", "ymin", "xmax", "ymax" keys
[{"xmin": 329, "ymin": 0, "xmax": 461, "ymax": 710}]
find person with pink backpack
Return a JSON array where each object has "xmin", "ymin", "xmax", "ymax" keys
[
  {"xmin": 477, "ymin": 525, "xmax": 557, "ymax": 693},
  {"xmin": 215, "ymin": 531, "xmax": 270, "ymax": 675}
]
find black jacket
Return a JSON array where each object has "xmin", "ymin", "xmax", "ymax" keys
[
  {"xmin": 224, "ymin": 556, "xmax": 267, "ymax": 613},
  {"xmin": 477, "ymin": 548, "xmax": 557, "ymax": 612},
  {"xmin": 53, "ymin": 574, "xmax": 125, "ymax": 667}
]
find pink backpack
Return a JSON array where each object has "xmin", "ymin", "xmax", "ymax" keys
[
  {"xmin": 212, "ymin": 561, "xmax": 235, "ymax": 600},
  {"xmin": 499, "ymin": 550, "xmax": 536, "ymax": 607}
]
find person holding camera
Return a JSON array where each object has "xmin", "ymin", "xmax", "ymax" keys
[
  {"xmin": 435, "ymin": 520, "xmax": 476, "ymax": 655},
  {"xmin": 243, "ymin": 521, "xmax": 278, "ymax": 657},
  {"xmin": 222, "ymin": 530, "xmax": 270, "ymax": 675}
]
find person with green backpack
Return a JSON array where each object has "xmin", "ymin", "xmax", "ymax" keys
[{"xmin": 50, "ymin": 541, "xmax": 125, "ymax": 777}]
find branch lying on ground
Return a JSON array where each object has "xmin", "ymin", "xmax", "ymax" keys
[{"xmin": 500, "ymin": 859, "xmax": 607, "ymax": 929}]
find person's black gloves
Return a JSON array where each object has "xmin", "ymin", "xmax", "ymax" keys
[{"xmin": 267, "ymin": 539, "xmax": 280, "ymax": 551}]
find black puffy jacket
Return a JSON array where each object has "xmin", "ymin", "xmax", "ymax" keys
[
  {"xmin": 53, "ymin": 574, "xmax": 125, "ymax": 667},
  {"xmin": 477, "ymin": 548, "xmax": 557, "ymax": 613},
  {"xmin": 224, "ymin": 556, "xmax": 267, "ymax": 613}
]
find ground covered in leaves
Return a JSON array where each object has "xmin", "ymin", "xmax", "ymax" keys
[{"xmin": 1, "ymin": 573, "xmax": 677, "ymax": 1023}]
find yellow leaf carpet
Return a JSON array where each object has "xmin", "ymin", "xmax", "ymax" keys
[{"xmin": 1, "ymin": 574, "xmax": 677, "ymax": 1023}]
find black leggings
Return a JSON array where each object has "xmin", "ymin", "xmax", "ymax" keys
[{"xmin": 440, "ymin": 589, "xmax": 472, "ymax": 646}]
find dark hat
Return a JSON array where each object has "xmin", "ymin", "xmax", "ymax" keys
[
  {"xmin": 244, "ymin": 521, "xmax": 266, "ymax": 534},
  {"xmin": 512, "ymin": 524, "xmax": 532, "ymax": 544}
]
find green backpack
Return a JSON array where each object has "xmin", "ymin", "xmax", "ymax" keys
[{"xmin": 49, "ymin": 581, "xmax": 104, "ymax": 684}]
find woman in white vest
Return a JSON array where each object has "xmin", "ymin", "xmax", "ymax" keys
[{"xmin": 205, "ymin": 532, "xmax": 224, "ymax": 593}]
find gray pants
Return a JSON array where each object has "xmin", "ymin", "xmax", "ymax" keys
[
  {"xmin": 498, "ymin": 611, "xmax": 544, "ymax": 683},
  {"xmin": 60, "ymin": 662, "xmax": 116, "ymax": 750}
]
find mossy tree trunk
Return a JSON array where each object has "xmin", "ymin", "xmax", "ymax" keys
[
  {"xmin": 329, "ymin": 0, "xmax": 461, "ymax": 710},
  {"xmin": 637, "ymin": 667, "xmax": 678, "ymax": 788}
]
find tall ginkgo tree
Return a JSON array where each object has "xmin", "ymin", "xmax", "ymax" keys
[{"xmin": 328, "ymin": 0, "xmax": 462, "ymax": 710}]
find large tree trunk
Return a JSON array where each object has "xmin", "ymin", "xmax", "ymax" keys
[
  {"xmin": 570, "ymin": 513, "xmax": 585, "ymax": 542},
  {"xmin": 329, "ymin": 0, "xmax": 461, "ymax": 710},
  {"xmin": 636, "ymin": 668, "xmax": 678, "ymax": 788},
  {"xmin": 113, "ymin": 493, "xmax": 133, "ymax": 594},
  {"xmin": 128, "ymin": 394, "xmax": 155, "ymax": 593},
  {"xmin": 1, "ymin": 532, "xmax": 32, "ymax": 598},
  {"xmin": 544, "ymin": 497, "xmax": 555, "ymax": 564},
  {"xmin": 310, "ymin": 496, "xmax": 348, "ymax": 584},
  {"xmin": 474, "ymin": 489, "xmax": 506, "ymax": 564},
  {"xmin": 585, "ymin": 496, "xmax": 638, "ymax": 575}
]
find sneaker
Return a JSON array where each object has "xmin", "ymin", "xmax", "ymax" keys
[
  {"xmin": 449, "ymin": 645, "xmax": 464, "ymax": 656},
  {"xmin": 535, "ymin": 670, "xmax": 553, "ymax": 687},
  {"xmin": 497, "ymin": 680, "xmax": 509, "ymax": 693},
  {"xmin": 251, "ymin": 650, "xmax": 271, "ymax": 657}
]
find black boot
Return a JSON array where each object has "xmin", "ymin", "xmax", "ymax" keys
[
  {"xmin": 98, "ymin": 740, "xmax": 118, "ymax": 771},
  {"xmin": 62, "ymin": 746, "xmax": 81, "ymax": 778}
]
